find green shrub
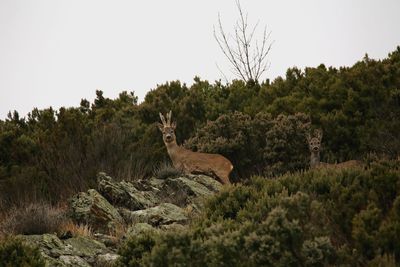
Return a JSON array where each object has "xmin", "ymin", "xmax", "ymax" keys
[
  {"xmin": 117, "ymin": 159, "xmax": 400, "ymax": 266},
  {"xmin": 185, "ymin": 111, "xmax": 311, "ymax": 179},
  {"xmin": 117, "ymin": 231, "xmax": 157, "ymax": 267},
  {"xmin": 0, "ymin": 237, "xmax": 45, "ymax": 267}
]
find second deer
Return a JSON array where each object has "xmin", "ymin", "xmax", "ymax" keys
[
  {"xmin": 157, "ymin": 111, "xmax": 233, "ymax": 185},
  {"xmin": 306, "ymin": 129, "xmax": 363, "ymax": 169}
]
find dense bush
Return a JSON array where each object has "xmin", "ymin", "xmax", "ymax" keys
[
  {"xmin": 185, "ymin": 112, "xmax": 310, "ymax": 178},
  {"xmin": 118, "ymin": 159, "xmax": 400, "ymax": 266},
  {"xmin": 0, "ymin": 47, "xmax": 399, "ymax": 209},
  {"xmin": 0, "ymin": 237, "xmax": 45, "ymax": 267}
]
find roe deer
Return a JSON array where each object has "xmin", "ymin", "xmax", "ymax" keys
[
  {"xmin": 306, "ymin": 129, "xmax": 363, "ymax": 169},
  {"xmin": 157, "ymin": 111, "xmax": 233, "ymax": 185}
]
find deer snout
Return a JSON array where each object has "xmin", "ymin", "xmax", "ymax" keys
[
  {"xmin": 165, "ymin": 134, "xmax": 173, "ymax": 142},
  {"xmin": 312, "ymin": 146, "xmax": 319, "ymax": 151}
]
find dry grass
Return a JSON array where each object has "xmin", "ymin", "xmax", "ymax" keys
[
  {"xmin": 59, "ymin": 220, "xmax": 93, "ymax": 238},
  {"xmin": 108, "ymin": 222, "xmax": 127, "ymax": 241},
  {"xmin": 0, "ymin": 203, "xmax": 65, "ymax": 236},
  {"xmin": 153, "ymin": 162, "xmax": 183, "ymax": 180}
]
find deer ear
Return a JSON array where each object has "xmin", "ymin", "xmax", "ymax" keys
[
  {"xmin": 156, "ymin": 122, "xmax": 164, "ymax": 131},
  {"xmin": 171, "ymin": 121, "xmax": 177, "ymax": 129},
  {"xmin": 316, "ymin": 129, "xmax": 323, "ymax": 141}
]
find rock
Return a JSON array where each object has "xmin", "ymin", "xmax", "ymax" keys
[
  {"xmin": 93, "ymin": 233, "xmax": 119, "ymax": 248},
  {"xmin": 97, "ymin": 172, "xmax": 158, "ymax": 211},
  {"xmin": 20, "ymin": 234, "xmax": 68, "ymax": 258},
  {"xmin": 147, "ymin": 177, "xmax": 166, "ymax": 189},
  {"xmin": 63, "ymin": 236, "xmax": 107, "ymax": 258},
  {"xmin": 20, "ymin": 234, "xmax": 111, "ymax": 266},
  {"xmin": 166, "ymin": 176, "xmax": 214, "ymax": 197},
  {"xmin": 96, "ymin": 253, "xmax": 120, "ymax": 266},
  {"xmin": 120, "ymin": 203, "xmax": 188, "ymax": 226},
  {"xmin": 189, "ymin": 174, "xmax": 223, "ymax": 192},
  {"xmin": 157, "ymin": 176, "xmax": 217, "ymax": 208},
  {"xmin": 68, "ymin": 189, "xmax": 124, "ymax": 233},
  {"xmin": 58, "ymin": 255, "xmax": 90, "ymax": 267}
]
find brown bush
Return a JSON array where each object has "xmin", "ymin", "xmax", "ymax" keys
[{"xmin": 0, "ymin": 203, "xmax": 65, "ymax": 236}]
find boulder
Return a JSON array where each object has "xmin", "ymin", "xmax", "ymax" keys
[
  {"xmin": 157, "ymin": 176, "xmax": 220, "ymax": 209},
  {"xmin": 20, "ymin": 234, "xmax": 111, "ymax": 266},
  {"xmin": 95, "ymin": 253, "xmax": 120, "ymax": 266},
  {"xmin": 164, "ymin": 176, "xmax": 214, "ymax": 197},
  {"xmin": 189, "ymin": 174, "xmax": 223, "ymax": 192},
  {"xmin": 20, "ymin": 234, "xmax": 68, "ymax": 258},
  {"xmin": 68, "ymin": 189, "xmax": 124, "ymax": 233},
  {"xmin": 58, "ymin": 255, "xmax": 90, "ymax": 267},
  {"xmin": 63, "ymin": 236, "xmax": 107, "ymax": 259},
  {"xmin": 97, "ymin": 172, "xmax": 158, "ymax": 211},
  {"xmin": 119, "ymin": 203, "xmax": 188, "ymax": 226}
]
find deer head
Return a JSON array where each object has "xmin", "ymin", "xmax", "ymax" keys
[
  {"xmin": 306, "ymin": 129, "xmax": 323, "ymax": 153},
  {"xmin": 157, "ymin": 111, "xmax": 177, "ymax": 144}
]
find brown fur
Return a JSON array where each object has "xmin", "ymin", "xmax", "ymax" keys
[
  {"xmin": 157, "ymin": 111, "xmax": 233, "ymax": 184},
  {"xmin": 306, "ymin": 129, "xmax": 363, "ymax": 169}
]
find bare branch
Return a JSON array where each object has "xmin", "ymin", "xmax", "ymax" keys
[{"xmin": 214, "ymin": 0, "xmax": 273, "ymax": 83}]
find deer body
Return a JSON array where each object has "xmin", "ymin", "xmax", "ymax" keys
[
  {"xmin": 158, "ymin": 111, "xmax": 233, "ymax": 184},
  {"xmin": 307, "ymin": 129, "xmax": 363, "ymax": 170}
]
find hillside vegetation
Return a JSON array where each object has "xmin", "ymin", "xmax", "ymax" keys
[
  {"xmin": 118, "ymin": 160, "xmax": 400, "ymax": 266},
  {"xmin": 0, "ymin": 47, "xmax": 399, "ymax": 266},
  {"xmin": 0, "ymin": 47, "xmax": 399, "ymax": 210}
]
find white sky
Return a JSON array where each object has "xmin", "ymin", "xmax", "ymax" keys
[{"xmin": 0, "ymin": 0, "xmax": 399, "ymax": 119}]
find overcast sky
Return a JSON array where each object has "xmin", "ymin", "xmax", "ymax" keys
[{"xmin": 0, "ymin": 0, "xmax": 399, "ymax": 119}]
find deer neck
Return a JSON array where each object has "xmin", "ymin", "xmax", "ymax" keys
[
  {"xmin": 310, "ymin": 151, "xmax": 320, "ymax": 168},
  {"xmin": 164, "ymin": 140, "xmax": 182, "ymax": 157}
]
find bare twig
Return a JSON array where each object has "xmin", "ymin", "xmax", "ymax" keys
[{"xmin": 214, "ymin": 0, "xmax": 273, "ymax": 83}]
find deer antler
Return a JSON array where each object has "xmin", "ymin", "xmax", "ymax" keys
[
  {"xmin": 315, "ymin": 129, "xmax": 323, "ymax": 141},
  {"xmin": 159, "ymin": 112, "xmax": 167, "ymax": 126},
  {"xmin": 167, "ymin": 110, "xmax": 172, "ymax": 125}
]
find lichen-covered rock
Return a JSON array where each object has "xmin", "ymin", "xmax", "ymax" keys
[
  {"xmin": 146, "ymin": 177, "xmax": 166, "ymax": 190},
  {"xmin": 97, "ymin": 172, "xmax": 158, "ymax": 211},
  {"xmin": 95, "ymin": 253, "xmax": 120, "ymax": 266},
  {"xmin": 63, "ymin": 237, "xmax": 107, "ymax": 258},
  {"xmin": 189, "ymin": 174, "xmax": 223, "ymax": 192},
  {"xmin": 20, "ymin": 234, "xmax": 111, "ymax": 266},
  {"xmin": 165, "ymin": 176, "xmax": 214, "ymax": 197},
  {"xmin": 119, "ymin": 203, "xmax": 188, "ymax": 226},
  {"xmin": 19, "ymin": 234, "xmax": 68, "ymax": 258},
  {"xmin": 68, "ymin": 189, "xmax": 124, "ymax": 233},
  {"xmin": 157, "ymin": 176, "xmax": 220, "ymax": 209},
  {"xmin": 58, "ymin": 255, "xmax": 90, "ymax": 267}
]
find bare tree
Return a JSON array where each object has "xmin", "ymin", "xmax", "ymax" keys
[{"xmin": 214, "ymin": 0, "xmax": 273, "ymax": 82}]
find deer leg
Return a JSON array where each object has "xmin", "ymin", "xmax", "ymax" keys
[{"xmin": 215, "ymin": 170, "xmax": 231, "ymax": 185}]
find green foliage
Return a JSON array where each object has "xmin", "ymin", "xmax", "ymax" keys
[
  {"xmin": 185, "ymin": 111, "xmax": 310, "ymax": 178},
  {"xmin": 0, "ymin": 47, "xmax": 400, "ymax": 210},
  {"xmin": 117, "ymin": 232, "xmax": 157, "ymax": 267},
  {"xmin": 0, "ymin": 237, "xmax": 45, "ymax": 267},
  {"xmin": 118, "ymin": 160, "xmax": 400, "ymax": 266}
]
